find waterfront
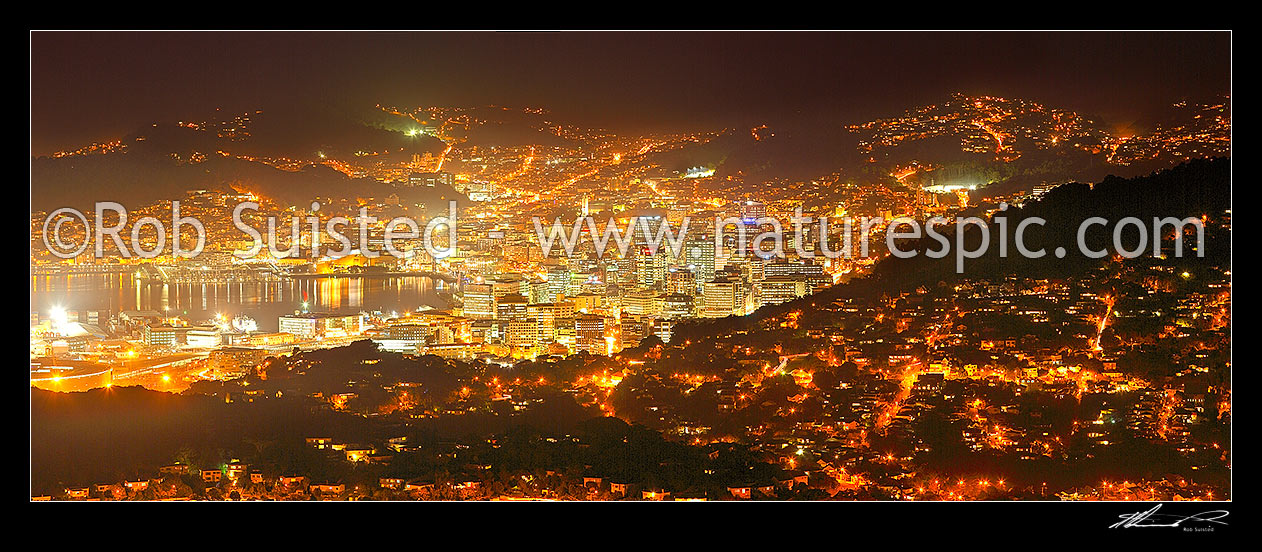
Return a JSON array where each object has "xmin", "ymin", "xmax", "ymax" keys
[{"xmin": 31, "ymin": 273, "xmax": 450, "ymax": 331}]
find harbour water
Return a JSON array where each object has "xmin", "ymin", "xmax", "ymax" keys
[{"xmin": 31, "ymin": 273, "xmax": 450, "ymax": 331}]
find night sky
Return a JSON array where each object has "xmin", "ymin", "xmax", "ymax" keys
[{"xmin": 30, "ymin": 31, "xmax": 1230, "ymax": 155}]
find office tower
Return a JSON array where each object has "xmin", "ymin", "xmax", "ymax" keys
[
  {"xmin": 463, "ymin": 283, "xmax": 496, "ymax": 320},
  {"xmin": 575, "ymin": 314, "xmax": 607, "ymax": 354},
  {"xmin": 666, "ymin": 267, "xmax": 697, "ymax": 296},
  {"xmin": 702, "ymin": 277, "xmax": 741, "ymax": 318},
  {"xmin": 496, "ymin": 293, "xmax": 529, "ymax": 322},
  {"xmin": 683, "ymin": 237, "xmax": 715, "ymax": 292},
  {"xmin": 760, "ymin": 276, "xmax": 808, "ymax": 307}
]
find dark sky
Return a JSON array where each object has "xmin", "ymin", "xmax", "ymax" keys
[{"xmin": 30, "ymin": 31, "xmax": 1230, "ymax": 155}]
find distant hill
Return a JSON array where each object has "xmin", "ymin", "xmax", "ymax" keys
[
  {"xmin": 31, "ymin": 102, "xmax": 465, "ymax": 213},
  {"xmin": 31, "ymin": 152, "xmax": 466, "ymax": 214},
  {"xmin": 31, "ymin": 94, "xmax": 1229, "ymax": 212},
  {"xmin": 641, "ymin": 94, "xmax": 1229, "ymax": 196}
]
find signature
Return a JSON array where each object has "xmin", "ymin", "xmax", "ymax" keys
[{"xmin": 1110, "ymin": 504, "xmax": 1229, "ymax": 529}]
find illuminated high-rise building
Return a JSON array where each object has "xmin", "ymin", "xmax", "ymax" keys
[
  {"xmin": 701, "ymin": 277, "xmax": 741, "ymax": 318},
  {"xmin": 666, "ymin": 267, "xmax": 697, "ymax": 296},
  {"xmin": 575, "ymin": 314, "xmax": 607, "ymax": 354},
  {"xmin": 492, "ymin": 275, "xmax": 529, "ymax": 300},
  {"xmin": 462, "ymin": 283, "xmax": 496, "ymax": 320},
  {"xmin": 634, "ymin": 246, "xmax": 668, "ymax": 289},
  {"xmin": 765, "ymin": 259, "xmax": 831, "ymax": 294},
  {"xmin": 623, "ymin": 290, "xmax": 663, "ymax": 317},
  {"xmin": 546, "ymin": 264, "xmax": 571, "ymax": 301},
  {"xmin": 496, "ymin": 293, "xmax": 529, "ymax": 322},
  {"xmin": 683, "ymin": 237, "xmax": 715, "ymax": 292},
  {"xmin": 506, "ymin": 318, "xmax": 540, "ymax": 357},
  {"xmin": 760, "ymin": 276, "xmax": 808, "ymax": 307},
  {"xmin": 662, "ymin": 293, "xmax": 695, "ymax": 319}
]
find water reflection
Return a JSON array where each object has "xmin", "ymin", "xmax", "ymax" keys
[{"xmin": 31, "ymin": 274, "xmax": 446, "ymax": 332}]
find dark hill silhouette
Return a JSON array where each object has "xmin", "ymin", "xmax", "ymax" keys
[
  {"xmin": 674, "ymin": 157, "xmax": 1230, "ymax": 341},
  {"xmin": 31, "ymin": 101, "xmax": 463, "ymax": 213},
  {"xmin": 865, "ymin": 157, "xmax": 1230, "ymax": 289},
  {"xmin": 31, "ymin": 152, "xmax": 467, "ymax": 214}
]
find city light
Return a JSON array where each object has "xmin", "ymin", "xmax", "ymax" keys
[{"xmin": 28, "ymin": 30, "xmax": 1231, "ymax": 509}]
